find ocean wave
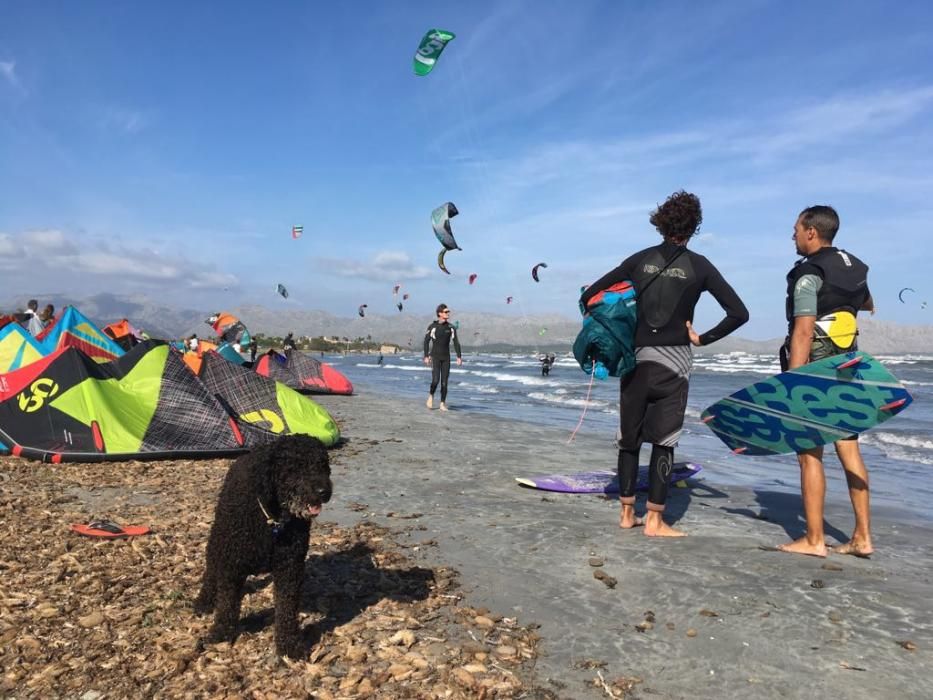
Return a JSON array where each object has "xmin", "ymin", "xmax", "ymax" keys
[
  {"xmin": 902, "ymin": 380, "xmax": 933, "ymax": 387},
  {"xmin": 457, "ymin": 382, "xmax": 500, "ymax": 394},
  {"xmin": 470, "ymin": 370, "xmax": 556, "ymax": 387},
  {"xmin": 860, "ymin": 431, "xmax": 933, "ymax": 465},
  {"xmin": 527, "ymin": 391, "xmax": 609, "ymax": 409},
  {"xmin": 381, "ymin": 364, "xmax": 430, "ymax": 372},
  {"xmin": 694, "ymin": 365, "xmax": 779, "ymax": 375}
]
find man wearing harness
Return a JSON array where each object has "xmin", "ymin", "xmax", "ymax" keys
[
  {"xmin": 777, "ymin": 205, "xmax": 876, "ymax": 558},
  {"xmin": 423, "ymin": 303, "xmax": 462, "ymax": 411},
  {"xmin": 581, "ymin": 191, "xmax": 748, "ymax": 537}
]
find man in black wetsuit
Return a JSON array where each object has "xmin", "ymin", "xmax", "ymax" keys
[
  {"xmin": 777, "ymin": 205, "xmax": 875, "ymax": 558},
  {"xmin": 423, "ymin": 303, "xmax": 462, "ymax": 411},
  {"xmin": 581, "ymin": 190, "xmax": 749, "ymax": 537}
]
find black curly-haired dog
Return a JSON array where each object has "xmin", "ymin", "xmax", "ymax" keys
[{"xmin": 193, "ymin": 434, "xmax": 332, "ymax": 658}]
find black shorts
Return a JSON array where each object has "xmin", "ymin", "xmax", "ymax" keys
[{"xmin": 617, "ymin": 361, "xmax": 689, "ymax": 450}]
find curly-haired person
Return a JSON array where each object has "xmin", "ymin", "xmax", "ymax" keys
[{"xmin": 581, "ymin": 191, "xmax": 749, "ymax": 537}]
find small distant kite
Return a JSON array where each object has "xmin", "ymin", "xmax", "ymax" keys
[
  {"xmin": 396, "ymin": 302, "xmax": 404, "ymax": 312},
  {"xmin": 539, "ymin": 327, "xmax": 548, "ymax": 336},
  {"xmin": 468, "ymin": 273, "xmax": 478, "ymax": 285},
  {"xmin": 506, "ymin": 296, "xmax": 513, "ymax": 304},
  {"xmin": 413, "ymin": 29, "xmax": 456, "ymax": 77},
  {"xmin": 276, "ymin": 283, "xmax": 289, "ymax": 299},
  {"xmin": 291, "ymin": 225, "xmax": 303, "ymax": 239},
  {"xmin": 532, "ymin": 262, "xmax": 548, "ymax": 282},
  {"xmin": 393, "ymin": 284, "xmax": 402, "ymax": 296},
  {"xmin": 898, "ymin": 287, "xmax": 915, "ymax": 303},
  {"xmin": 432, "ymin": 202, "xmax": 461, "ymax": 274},
  {"xmin": 358, "ymin": 304, "xmax": 368, "ymax": 318},
  {"xmin": 403, "ymin": 293, "xmax": 410, "ymax": 300}
]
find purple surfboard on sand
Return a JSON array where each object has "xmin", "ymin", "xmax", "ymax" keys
[{"xmin": 515, "ymin": 462, "xmax": 703, "ymax": 494}]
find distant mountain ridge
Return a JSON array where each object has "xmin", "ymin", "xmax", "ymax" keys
[{"xmin": 4, "ymin": 293, "xmax": 932, "ymax": 354}]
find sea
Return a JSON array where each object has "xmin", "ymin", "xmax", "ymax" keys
[{"xmin": 322, "ymin": 350, "xmax": 933, "ymax": 523}]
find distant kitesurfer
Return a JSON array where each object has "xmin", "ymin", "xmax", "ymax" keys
[
  {"xmin": 540, "ymin": 354, "xmax": 555, "ymax": 376},
  {"xmin": 776, "ymin": 205, "xmax": 875, "ymax": 558},
  {"xmin": 423, "ymin": 303, "xmax": 462, "ymax": 411},
  {"xmin": 377, "ymin": 354, "xmax": 384, "ymax": 365},
  {"xmin": 581, "ymin": 191, "xmax": 748, "ymax": 537},
  {"xmin": 283, "ymin": 332, "xmax": 296, "ymax": 351}
]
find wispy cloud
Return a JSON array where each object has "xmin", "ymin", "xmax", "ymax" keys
[
  {"xmin": 317, "ymin": 251, "xmax": 432, "ymax": 283},
  {"xmin": 0, "ymin": 60, "xmax": 18, "ymax": 88},
  {"xmin": 99, "ymin": 106, "xmax": 151, "ymax": 134}
]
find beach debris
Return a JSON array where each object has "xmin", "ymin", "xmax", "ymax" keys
[
  {"xmin": 0, "ymin": 455, "xmax": 543, "ymax": 697},
  {"xmin": 347, "ymin": 501, "xmax": 369, "ymax": 512},
  {"xmin": 686, "ymin": 628, "xmax": 698, "ymax": 637},
  {"xmin": 634, "ymin": 621, "xmax": 654, "ymax": 633},
  {"xmin": 699, "ymin": 608, "xmax": 719, "ymax": 617},
  {"xmin": 810, "ymin": 579, "xmax": 825, "ymax": 589},
  {"xmin": 588, "ymin": 557, "xmax": 604, "ymax": 567},
  {"xmin": 666, "ymin": 622, "xmax": 676, "ymax": 630},
  {"xmin": 898, "ymin": 640, "xmax": 917, "ymax": 651},
  {"xmin": 828, "ymin": 611, "xmax": 844, "ymax": 623},
  {"xmin": 593, "ymin": 570, "xmax": 617, "ymax": 589},
  {"xmin": 592, "ymin": 670, "xmax": 642, "ymax": 698},
  {"xmin": 574, "ymin": 658, "xmax": 608, "ymax": 670},
  {"xmin": 644, "ymin": 610, "xmax": 656, "ymax": 623},
  {"xmin": 821, "ymin": 562, "xmax": 844, "ymax": 571},
  {"xmin": 840, "ymin": 661, "xmax": 867, "ymax": 671}
]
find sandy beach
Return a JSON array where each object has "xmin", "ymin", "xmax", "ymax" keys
[{"xmin": 2, "ymin": 390, "xmax": 932, "ymax": 698}]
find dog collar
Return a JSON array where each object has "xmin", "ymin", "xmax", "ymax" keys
[{"xmin": 256, "ymin": 498, "xmax": 284, "ymax": 532}]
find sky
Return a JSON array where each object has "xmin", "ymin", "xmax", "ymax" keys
[{"xmin": 2, "ymin": 0, "xmax": 932, "ymax": 340}]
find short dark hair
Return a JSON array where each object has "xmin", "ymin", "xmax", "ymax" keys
[
  {"xmin": 649, "ymin": 190, "xmax": 703, "ymax": 241},
  {"xmin": 436, "ymin": 304, "xmax": 449, "ymax": 315},
  {"xmin": 27, "ymin": 299, "xmax": 38, "ymax": 311},
  {"xmin": 798, "ymin": 205, "xmax": 839, "ymax": 242}
]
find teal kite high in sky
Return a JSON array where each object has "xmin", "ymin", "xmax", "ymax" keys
[{"xmin": 413, "ymin": 29, "xmax": 455, "ymax": 76}]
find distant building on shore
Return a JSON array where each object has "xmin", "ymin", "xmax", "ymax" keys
[{"xmin": 380, "ymin": 344, "xmax": 400, "ymax": 354}]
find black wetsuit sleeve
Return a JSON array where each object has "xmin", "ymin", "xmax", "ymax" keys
[
  {"xmin": 452, "ymin": 329, "xmax": 462, "ymax": 359},
  {"xmin": 697, "ymin": 264, "xmax": 749, "ymax": 346},
  {"xmin": 580, "ymin": 253, "xmax": 638, "ymax": 308},
  {"xmin": 423, "ymin": 323, "xmax": 434, "ymax": 356}
]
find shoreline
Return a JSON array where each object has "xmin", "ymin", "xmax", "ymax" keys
[{"xmin": 315, "ymin": 389, "xmax": 933, "ymax": 699}]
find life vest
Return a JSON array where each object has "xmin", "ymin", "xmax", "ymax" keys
[{"xmin": 785, "ymin": 247, "xmax": 869, "ymax": 358}]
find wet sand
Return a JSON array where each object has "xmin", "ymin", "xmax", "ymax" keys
[{"xmin": 316, "ymin": 388, "xmax": 933, "ymax": 699}]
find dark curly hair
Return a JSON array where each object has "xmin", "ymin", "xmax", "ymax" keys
[{"xmin": 649, "ymin": 190, "xmax": 702, "ymax": 241}]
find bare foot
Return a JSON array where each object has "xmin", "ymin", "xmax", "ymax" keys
[
  {"xmin": 776, "ymin": 537, "xmax": 827, "ymax": 558},
  {"xmin": 644, "ymin": 513, "xmax": 686, "ymax": 537},
  {"xmin": 830, "ymin": 540, "xmax": 873, "ymax": 558},
  {"xmin": 619, "ymin": 507, "xmax": 643, "ymax": 529}
]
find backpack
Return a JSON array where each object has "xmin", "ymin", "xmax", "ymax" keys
[{"xmin": 573, "ymin": 281, "xmax": 637, "ymax": 378}]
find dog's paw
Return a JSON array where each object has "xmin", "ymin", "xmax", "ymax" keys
[
  {"xmin": 276, "ymin": 641, "xmax": 306, "ymax": 660},
  {"xmin": 192, "ymin": 598, "xmax": 214, "ymax": 616},
  {"xmin": 205, "ymin": 625, "xmax": 236, "ymax": 645}
]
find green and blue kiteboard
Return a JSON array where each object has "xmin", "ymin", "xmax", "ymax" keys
[{"xmin": 701, "ymin": 351, "xmax": 912, "ymax": 455}]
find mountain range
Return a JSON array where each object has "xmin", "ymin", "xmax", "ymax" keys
[{"xmin": 4, "ymin": 292, "xmax": 932, "ymax": 355}]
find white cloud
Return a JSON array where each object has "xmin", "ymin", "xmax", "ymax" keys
[
  {"xmin": 0, "ymin": 228, "xmax": 237, "ymax": 291},
  {"xmin": 317, "ymin": 251, "xmax": 432, "ymax": 282}
]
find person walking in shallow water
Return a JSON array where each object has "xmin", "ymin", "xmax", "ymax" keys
[
  {"xmin": 581, "ymin": 191, "xmax": 748, "ymax": 537},
  {"xmin": 423, "ymin": 304, "xmax": 462, "ymax": 411},
  {"xmin": 777, "ymin": 205, "xmax": 876, "ymax": 558}
]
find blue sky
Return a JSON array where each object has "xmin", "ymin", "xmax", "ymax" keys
[{"xmin": 2, "ymin": 0, "xmax": 932, "ymax": 339}]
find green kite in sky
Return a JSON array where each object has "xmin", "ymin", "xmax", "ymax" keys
[{"xmin": 413, "ymin": 29, "xmax": 456, "ymax": 76}]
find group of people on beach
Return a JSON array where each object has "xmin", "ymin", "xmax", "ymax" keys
[
  {"xmin": 11, "ymin": 299, "xmax": 56, "ymax": 337},
  {"xmin": 422, "ymin": 190, "xmax": 875, "ymax": 558},
  {"xmin": 587, "ymin": 192, "xmax": 874, "ymax": 556}
]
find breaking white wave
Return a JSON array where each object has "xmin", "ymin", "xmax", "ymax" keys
[{"xmin": 527, "ymin": 391, "xmax": 609, "ymax": 409}]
